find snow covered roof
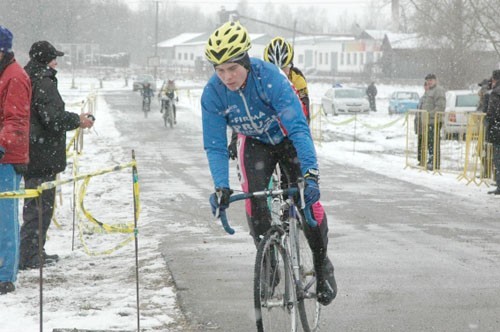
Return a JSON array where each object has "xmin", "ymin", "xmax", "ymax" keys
[
  {"xmin": 157, "ymin": 33, "xmax": 205, "ymax": 48},
  {"xmin": 361, "ymin": 29, "xmax": 392, "ymax": 40},
  {"xmin": 159, "ymin": 32, "xmax": 270, "ymax": 48},
  {"xmin": 384, "ymin": 33, "xmax": 422, "ymax": 49},
  {"xmin": 292, "ymin": 35, "xmax": 355, "ymax": 45}
]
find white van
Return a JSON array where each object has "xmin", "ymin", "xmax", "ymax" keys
[{"xmin": 442, "ymin": 90, "xmax": 479, "ymax": 136}]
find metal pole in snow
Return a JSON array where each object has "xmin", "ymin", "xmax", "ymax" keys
[{"xmin": 132, "ymin": 150, "xmax": 141, "ymax": 332}]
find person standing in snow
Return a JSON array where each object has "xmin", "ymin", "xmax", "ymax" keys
[
  {"xmin": 19, "ymin": 41, "xmax": 94, "ymax": 270},
  {"xmin": 421, "ymin": 73, "xmax": 446, "ymax": 170},
  {"xmin": 486, "ymin": 69, "xmax": 500, "ymax": 195},
  {"xmin": 366, "ymin": 82, "xmax": 377, "ymax": 112},
  {"xmin": 0, "ymin": 25, "xmax": 32, "ymax": 295},
  {"xmin": 201, "ymin": 21, "xmax": 336, "ymax": 306}
]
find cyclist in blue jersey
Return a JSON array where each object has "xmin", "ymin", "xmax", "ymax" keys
[{"xmin": 201, "ymin": 21, "xmax": 336, "ymax": 306}]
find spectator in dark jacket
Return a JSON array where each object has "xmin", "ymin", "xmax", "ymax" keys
[
  {"xmin": 486, "ymin": 70, "xmax": 500, "ymax": 195},
  {"xmin": 0, "ymin": 25, "xmax": 31, "ymax": 295},
  {"xmin": 416, "ymin": 80, "xmax": 429, "ymax": 165},
  {"xmin": 366, "ymin": 82, "xmax": 377, "ymax": 112},
  {"xmin": 19, "ymin": 41, "xmax": 94, "ymax": 270}
]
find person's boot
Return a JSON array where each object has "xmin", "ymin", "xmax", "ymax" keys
[
  {"xmin": 43, "ymin": 251, "xmax": 59, "ymax": 263},
  {"xmin": 0, "ymin": 282, "xmax": 15, "ymax": 295},
  {"xmin": 487, "ymin": 188, "xmax": 500, "ymax": 195}
]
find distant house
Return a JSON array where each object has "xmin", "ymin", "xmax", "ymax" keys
[
  {"xmin": 381, "ymin": 32, "xmax": 500, "ymax": 84},
  {"xmin": 292, "ymin": 31, "xmax": 383, "ymax": 76},
  {"xmin": 380, "ymin": 33, "xmax": 438, "ymax": 79}
]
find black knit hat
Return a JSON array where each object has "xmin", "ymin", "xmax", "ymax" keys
[
  {"xmin": 214, "ymin": 51, "xmax": 251, "ymax": 71},
  {"xmin": 232, "ymin": 52, "xmax": 251, "ymax": 70},
  {"xmin": 492, "ymin": 70, "xmax": 500, "ymax": 81},
  {"xmin": 29, "ymin": 41, "xmax": 64, "ymax": 64}
]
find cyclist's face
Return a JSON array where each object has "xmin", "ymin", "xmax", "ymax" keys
[
  {"xmin": 281, "ymin": 65, "xmax": 291, "ymax": 76},
  {"xmin": 215, "ymin": 62, "xmax": 248, "ymax": 91}
]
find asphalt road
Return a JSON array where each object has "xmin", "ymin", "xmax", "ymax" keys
[{"xmin": 103, "ymin": 89, "xmax": 500, "ymax": 332}]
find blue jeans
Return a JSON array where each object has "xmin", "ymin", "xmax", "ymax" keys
[
  {"xmin": 0, "ymin": 164, "xmax": 21, "ymax": 282},
  {"xmin": 494, "ymin": 144, "xmax": 500, "ymax": 188}
]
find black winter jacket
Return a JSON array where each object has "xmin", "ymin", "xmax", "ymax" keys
[
  {"xmin": 24, "ymin": 60, "xmax": 80, "ymax": 177},
  {"xmin": 486, "ymin": 85, "xmax": 500, "ymax": 145}
]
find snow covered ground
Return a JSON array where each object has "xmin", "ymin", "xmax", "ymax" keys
[
  {"xmin": 0, "ymin": 76, "xmax": 183, "ymax": 332},
  {"xmin": 0, "ymin": 73, "xmax": 497, "ymax": 332}
]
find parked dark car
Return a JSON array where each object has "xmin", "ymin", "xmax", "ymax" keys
[{"xmin": 133, "ymin": 74, "xmax": 156, "ymax": 91}]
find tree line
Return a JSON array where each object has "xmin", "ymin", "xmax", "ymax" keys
[{"xmin": 1, "ymin": 0, "xmax": 499, "ymax": 87}]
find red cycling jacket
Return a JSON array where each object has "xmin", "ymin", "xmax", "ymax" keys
[{"xmin": 0, "ymin": 59, "xmax": 32, "ymax": 164}]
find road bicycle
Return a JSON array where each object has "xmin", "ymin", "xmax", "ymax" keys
[
  {"xmin": 161, "ymin": 97, "xmax": 175, "ymax": 128},
  {"xmin": 217, "ymin": 179, "xmax": 321, "ymax": 332},
  {"xmin": 142, "ymin": 95, "xmax": 151, "ymax": 118}
]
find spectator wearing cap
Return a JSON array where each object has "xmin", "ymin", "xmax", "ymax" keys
[
  {"xmin": 486, "ymin": 69, "xmax": 500, "ymax": 195},
  {"xmin": 0, "ymin": 25, "xmax": 32, "ymax": 295},
  {"xmin": 474, "ymin": 78, "xmax": 493, "ymax": 178},
  {"xmin": 421, "ymin": 73, "xmax": 446, "ymax": 170},
  {"xmin": 19, "ymin": 41, "xmax": 95, "ymax": 270}
]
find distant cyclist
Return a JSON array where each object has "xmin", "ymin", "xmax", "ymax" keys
[
  {"xmin": 159, "ymin": 79, "xmax": 178, "ymax": 124},
  {"xmin": 202, "ymin": 21, "xmax": 336, "ymax": 306},
  {"xmin": 264, "ymin": 36, "xmax": 310, "ymax": 124},
  {"xmin": 141, "ymin": 82, "xmax": 154, "ymax": 111}
]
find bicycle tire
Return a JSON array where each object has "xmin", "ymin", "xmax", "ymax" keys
[
  {"xmin": 168, "ymin": 105, "xmax": 174, "ymax": 128},
  {"xmin": 254, "ymin": 228, "xmax": 297, "ymax": 332},
  {"xmin": 295, "ymin": 221, "xmax": 321, "ymax": 332}
]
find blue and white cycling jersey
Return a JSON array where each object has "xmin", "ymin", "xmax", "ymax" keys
[{"xmin": 201, "ymin": 58, "xmax": 318, "ymax": 189}]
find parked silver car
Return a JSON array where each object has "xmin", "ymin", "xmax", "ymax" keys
[{"xmin": 321, "ymin": 87, "xmax": 370, "ymax": 116}]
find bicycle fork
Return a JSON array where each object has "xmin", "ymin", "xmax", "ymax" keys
[{"xmin": 286, "ymin": 208, "xmax": 316, "ymax": 302}]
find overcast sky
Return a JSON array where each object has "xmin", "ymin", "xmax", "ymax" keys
[{"xmin": 122, "ymin": 0, "xmax": 390, "ymax": 18}]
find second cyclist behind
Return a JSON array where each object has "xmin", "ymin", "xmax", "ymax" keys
[{"xmin": 264, "ymin": 36, "xmax": 310, "ymax": 124}]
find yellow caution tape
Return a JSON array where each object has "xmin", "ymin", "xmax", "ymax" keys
[
  {"xmin": 0, "ymin": 189, "xmax": 40, "ymax": 199},
  {"xmin": 78, "ymin": 175, "xmax": 135, "ymax": 234}
]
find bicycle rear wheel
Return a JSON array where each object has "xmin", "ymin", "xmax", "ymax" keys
[
  {"xmin": 254, "ymin": 229, "xmax": 297, "ymax": 332},
  {"xmin": 167, "ymin": 105, "xmax": 174, "ymax": 128},
  {"xmin": 295, "ymin": 222, "xmax": 321, "ymax": 332}
]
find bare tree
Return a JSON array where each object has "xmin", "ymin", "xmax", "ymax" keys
[{"xmin": 408, "ymin": 0, "xmax": 498, "ymax": 88}]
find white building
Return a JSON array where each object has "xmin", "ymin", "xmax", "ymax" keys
[{"xmin": 156, "ymin": 30, "xmax": 387, "ymax": 77}]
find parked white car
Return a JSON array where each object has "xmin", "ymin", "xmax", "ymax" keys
[
  {"xmin": 321, "ymin": 87, "xmax": 370, "ymax": 116},
  {"xmin": 442, "ymin": 90, "xmax": 479, "ymax": 136}
]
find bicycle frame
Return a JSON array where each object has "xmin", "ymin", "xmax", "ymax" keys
[
  {"xmin": 161, "ymin": 97, "xmax": 174, "ymax": 128},
  {"xmin": 217, "ymin": 181, "xmax": 320, "ymax": 332}
]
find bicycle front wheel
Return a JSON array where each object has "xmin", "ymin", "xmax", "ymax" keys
[
  {"xmin": 254, "ymin": 229, "xmax": 297, "ymax": 332},
  {"xmin": 295, "ymin": 222, "xmax": 321, "ymax": 332}
]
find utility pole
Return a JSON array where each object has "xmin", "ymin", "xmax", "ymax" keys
[
  {"xmin": 392, "ymin": 0, "xmax": 400, "ymax": 32},
  {"xmin": 154, "ymin": 0, "xmax": 159, "ymax": 80}
]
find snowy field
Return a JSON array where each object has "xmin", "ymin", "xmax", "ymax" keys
[{"xmin": 0, "ymin": 72, "xmax": 496, "ymax": 332}]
